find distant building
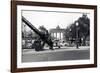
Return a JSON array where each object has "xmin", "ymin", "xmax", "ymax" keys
[{"xmin": 49, "ymin": 25, "xmax": 65, "ymax": 40}]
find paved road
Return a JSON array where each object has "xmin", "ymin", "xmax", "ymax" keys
[{"xmin": 22, "ymin": 46, "xmax": 90, "ymax": 62}]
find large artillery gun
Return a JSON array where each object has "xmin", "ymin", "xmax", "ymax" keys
[{"xmin": 22, "ymin": 16, "xmax": 54, "ymax": 51}]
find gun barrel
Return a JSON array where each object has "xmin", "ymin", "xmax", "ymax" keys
[{"xmin": 22, "ymin": 16, "xmax": 41, "ymax": 35}]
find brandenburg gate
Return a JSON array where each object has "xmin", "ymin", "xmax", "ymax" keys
[{"xmin": 49, "ymin": 26, "xmax": 65, "ymax": 40}]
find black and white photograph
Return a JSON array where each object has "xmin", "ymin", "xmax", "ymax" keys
[
  {"xmin": 17, "ymin": 5, "xmax": 95, "ymax": 68},
  {"xmin": 22, "ymin": 10, "xmax": 90, "ymax": 62}
]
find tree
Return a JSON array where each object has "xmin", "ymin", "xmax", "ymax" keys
[
  {"xmin": 39, "ymin": 25, "xmax": 49, "ymax": 37},
  {"xmin": 77, "ymin": 14, "xmax": 90, "ymax": 45},
  {"xmin": 64, "ymin": 14, "xmax": 90, "ymax": 46}
]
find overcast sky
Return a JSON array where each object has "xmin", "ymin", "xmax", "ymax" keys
[{"xmin": 22, "ymin": 10, "xmax": 90, "ymax": 30}]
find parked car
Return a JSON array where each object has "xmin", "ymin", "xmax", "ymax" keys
[{"xmin": 60, "ymin": 42, "xmax": 69, "ymax": 47}]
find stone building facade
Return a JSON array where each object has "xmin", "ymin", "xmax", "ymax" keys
[{"xmin": 49, "ymin": 26, "xmax": 65, "ymax": 40}]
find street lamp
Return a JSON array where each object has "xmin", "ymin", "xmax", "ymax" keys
[
  {"xmin": 70, "ymin": 28, "xmax": 71, "ymax": 32},
  {"xmin": 76, "ymin": 22, "xmax": 79, "ymax": 49},
  {"xmin": 76, "ymin": 22, "xmax": 79, "ymax": 26}
]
